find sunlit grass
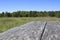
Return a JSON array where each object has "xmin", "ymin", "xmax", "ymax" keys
[{"xmin": 0, "ymin": 17, "xmax": 60, "ymax": 33}]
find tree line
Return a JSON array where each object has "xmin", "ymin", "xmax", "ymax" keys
[{"xmin": 0, "ymin": 11, "xmax": 60, "ymax": 18}]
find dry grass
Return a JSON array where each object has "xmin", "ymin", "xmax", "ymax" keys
[{"xmin": 0, "ymin": 17, "xmax": 60, "ymax": 33}]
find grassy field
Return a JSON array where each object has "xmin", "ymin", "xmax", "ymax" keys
[{"xmin": 0, "ymin": 17, "xmax": 60, "ymax": 33}]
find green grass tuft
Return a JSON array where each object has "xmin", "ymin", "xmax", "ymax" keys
[{"xmin": 0, "ymin": 17, "xmax": 60, "ymax": 33}]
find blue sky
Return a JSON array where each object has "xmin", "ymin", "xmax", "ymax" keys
[{"xmin": 0, "ymin": 0, "xmax": 60, "ymax": 12}]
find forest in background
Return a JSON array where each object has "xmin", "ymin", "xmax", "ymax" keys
[{"xmin": 0, "ymin": 11, "xmax": 60, "ymax": 18}]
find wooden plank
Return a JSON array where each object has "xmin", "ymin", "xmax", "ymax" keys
[
  {"xmin": 0, "ymin": 21, "xmax": 46, "ymax": 40},
  {"xmin": 41, "ymin": 22, "xmax": 60, "ymax": 40}
]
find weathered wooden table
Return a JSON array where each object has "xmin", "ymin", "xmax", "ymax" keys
[{"xmin": 0, "ymin": 21, "xmax": 60, "ymax": 40}]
